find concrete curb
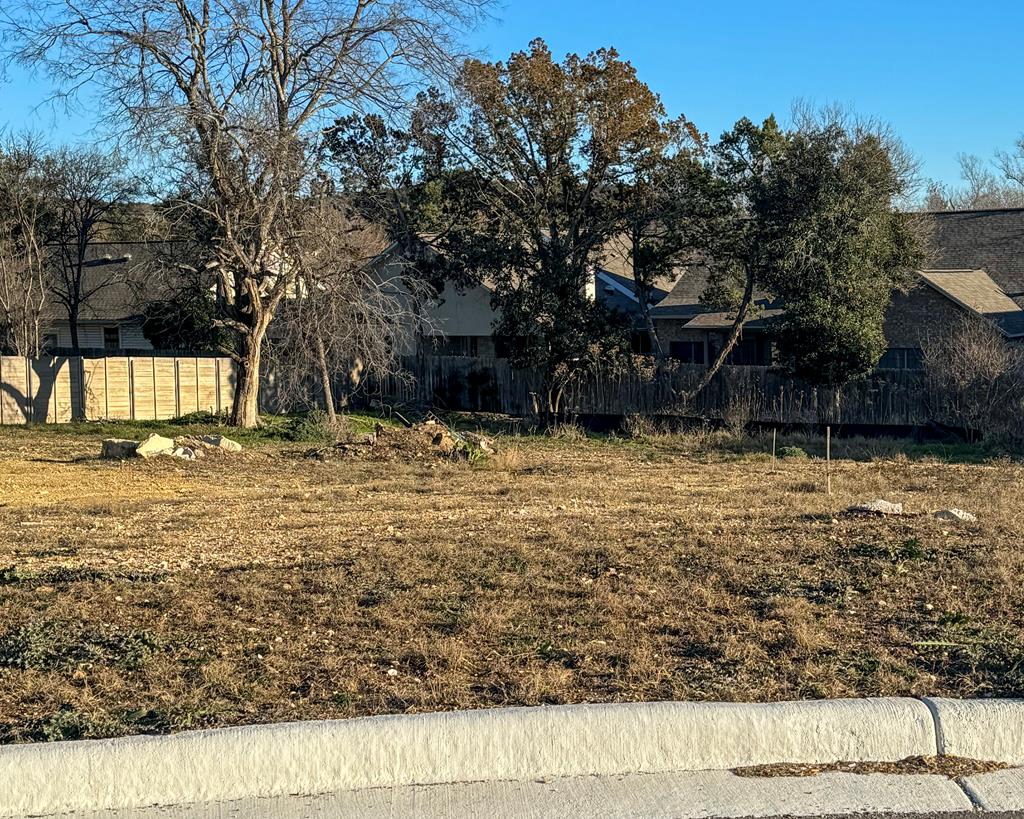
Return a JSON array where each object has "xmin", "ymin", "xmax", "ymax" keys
[
  {"xmin": 0, "ymin": 697, "xmax": 1015, "ymax": 817},
  {"xmin": 923, "ymin": 697, "xmax": 1024, "ymax": 765}
]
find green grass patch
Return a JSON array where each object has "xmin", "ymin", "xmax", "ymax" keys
[
  {"xmin": 0, "ymin": 621, "xmax": 159, "ymax": 672},
  {"xmin": 3, "ymin": 410, "xmax": 390, "ymax": 447}
]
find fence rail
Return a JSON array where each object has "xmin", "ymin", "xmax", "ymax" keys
[
  {"xmin": 0, "ymin": 356, "xmax": 236, "ymax": 424},
  {"xmin": 374, "ymin": 356, "xmax": 939, "ymax": 428}
]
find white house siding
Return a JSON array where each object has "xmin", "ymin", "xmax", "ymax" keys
[
  {"xmin": 44, "ymin": 320, "xmax": 153, "ymax": 351},
  {"xmin": 425, "ymin": 282, "xmax": 496, "ymax": 338}
]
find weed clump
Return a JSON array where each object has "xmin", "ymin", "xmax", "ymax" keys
[{"xmin": 0, "ymin": 621, "xmax": 159, "ymax": 672}]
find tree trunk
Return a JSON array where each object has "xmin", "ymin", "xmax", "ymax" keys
[
  {"xmin": 682, "ymin": 270, "xmax": 756, "ymax": 401},
  {"xmin": 630, "ymin": 227, "xmax": 665, "ymax": 361},
  {"xmin": 315, "ymin": 333, "xmax": 337, "ymax": 424},
  {"xmin": 231, "ymin": 331, "xmax": 265, "ymax": 428},
  {"xmin": 68, "ymin": 304, "xmax": 80, "ymax": 352},
  {"xmin": 640, "ymin": 299, "xmax": 664, "ymax": 360}
]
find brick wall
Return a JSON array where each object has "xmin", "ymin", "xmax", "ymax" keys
[{"xmin": 882, "ymin": 282, "xmax": 967, "ymax": 349}]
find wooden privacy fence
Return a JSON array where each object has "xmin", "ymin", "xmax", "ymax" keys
[
  {"xmin": 374, "ymin": 356, "xmax": 942, "ymax": 428},
  {"xmin": 0, "ymin": 356, "xmax": 236, "ymax": 424},
  {"xmin": 0, "ymin": 353, "xmax": 961, "ymax": 429}
]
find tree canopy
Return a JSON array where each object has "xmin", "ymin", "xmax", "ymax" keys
[{"xmin": 695, "ymin": 111, "xmax": 928, "ymax": 389}]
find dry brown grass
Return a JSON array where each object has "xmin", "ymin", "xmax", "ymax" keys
[
  {"xmin": 734, "ymin": 755, "xmax": 1009, "ymax": 779},
  {"xmin": 1, "ymin": 424, "xmax": 1023, "ymax": 743}
]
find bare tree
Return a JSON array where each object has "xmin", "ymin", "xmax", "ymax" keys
[
  {"xmin": 268, "ymin": 200, "xmax": 429, "ymax": 423},
  {"xmin": 47, "ymin": 147, "xmax": 140, "ymax": 351},
  {"xmin": 4, "ymin": 0, "xmax": 488, "ymax": 426},
  {"xmin": 0, "ymin": 133, "xmax": 51, "ymax": 357},
  {"xmin": 922, "ymin": 315, "xmax": 1024, "ymax": 443},
  {"xmin": 924, "ymin": 153, "xmax": 1024, "ymax": 211}
]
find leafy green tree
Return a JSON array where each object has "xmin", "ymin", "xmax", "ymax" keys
[
  {"xmin": 694, "ymin": 111, "xmax": 928, "ymax": 392},
  {"xmin": 432, "ymin": 40, "xmax": 682, "ymax": 415}
]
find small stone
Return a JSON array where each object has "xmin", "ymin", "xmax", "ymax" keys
[
  {"xmin": 848, "ymin": 499, "xmax": 903, "ymax": 516},
  {"xmin": 101, "ymin": 438, "xmax": 139, "ymax": 459},
  {"xmin": 386, "ymin": 668, "xmax": 399, "ymax": 677},
  {"xmin": 173, "ymin": 436, "xmax": 211, "ymax": 453},
  {"xmin": 136, "ymin": 433, "xmax": 175, "ymax": 459},
  {"xmin": 933, "ymin": 508, "xmax": 977, "ymax": 523},
  {"xmin": 202, "ymin": 434, "xmax": 242, "ymax": 453},
  {"xmin": 170, "ymin": 446, "xmax": 197, "ymax": 461}
]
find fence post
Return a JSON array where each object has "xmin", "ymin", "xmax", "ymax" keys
[
  {"xmin": 175, "ymin": 359, "xmax": 181, "ymax": 418},
  {"xmin": 103, "ymin": 357, "xmax": 109, "ymax": 420},
  {"xmin": 128, "ymin": 358, "xmax": 135, "ymax": 420},
  {"xmin": 24, "ymin": 357, "xmax": 32, "ymax": 423}
]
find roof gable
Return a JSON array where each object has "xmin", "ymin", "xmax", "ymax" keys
[{"xmin": 918, "ymin": 268, "xmax": 1024, "ymax": 338}]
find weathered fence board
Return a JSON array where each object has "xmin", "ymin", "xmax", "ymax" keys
[
  {"xmin": 154, "ymin": 358, "xmax": 179, "ymax": 419},
  {"xmin": 0, "ymin": 356, "xmax": 236, "ymax": 425},
  {"xmin": 373, "ymin": 356, "xmax": 940, "ymax": 428},
  {"xmin": 0, "ymin": 357, "xmax": 30, "ymax": 424}
]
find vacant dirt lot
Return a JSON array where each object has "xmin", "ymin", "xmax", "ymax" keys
[{"xmin": 1, "ymin": 423, "xmax": 1022, "ymax": 743}]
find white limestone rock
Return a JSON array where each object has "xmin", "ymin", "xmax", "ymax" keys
[
  {"xmin": 933, "ymin": 508, "xmax": 977, "ymax": 523},
  {"xmin": 135, "ymin": 433, "xmax": 176, "ymax": 459}
]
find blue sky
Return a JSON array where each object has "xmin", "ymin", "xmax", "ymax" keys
[{"xmin": 4, "ymin": 0, "xmax": 1023, "ymax": 187}]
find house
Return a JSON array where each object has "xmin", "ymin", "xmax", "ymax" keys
[
  {"xmin": 33, "ymin": 241, "xmax": 201, "ymax": 355},
  {"xmin": 419, "ymin": 266, "xmax": 674, "ymax": 358},
  {"xmin": 41, "ymin": 280, "xmax": 153, "ymax": 354},
  {"xmin": 38, "ymin": 243, "xmax": 166, "ymax": 354},
  {"xmin": 649, "ymin": 208, "xmax": 1024, "ymax": 369}
]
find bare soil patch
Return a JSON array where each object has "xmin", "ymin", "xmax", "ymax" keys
[
  {"xmin": 734, "ymin": 754, "xmax": 1010, "ymax": 779},
  {"xmin": 1, "ymin": 424, "xmax": 1022, "ymax": 743}
]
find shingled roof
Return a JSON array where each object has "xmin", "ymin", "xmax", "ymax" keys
[
  {"xmin": 40, "ymin": 242, "xmax": 188, "ymax": 322},
  {"xmin": 652, "ymin": 208, "xmax": 1024, "ymax": 330},
  {"xmin": 926, "ymin": 208, "xmax": 1024, "ymax": 303},
  {"xmin": 919, "ymin": 269, "xmax": 1024, "ymax": 338},
  {"xmin": 651, "ymin": 264, "xmax": 777, "ymax": 318}
]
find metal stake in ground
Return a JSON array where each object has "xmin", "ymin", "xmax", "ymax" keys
[
  {"xmin": 771, "ymin": 428, "xmax": 777, "ymax": 472},
  {"xmin": 826, "ymin": 426, "xmax": 832, "ymax": 496}
]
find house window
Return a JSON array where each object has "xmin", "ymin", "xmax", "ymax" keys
[
  {"xmin": 103, "ymin": 326, "xmax": 121, "ymax": 352},
  {"xmin": 669, "ymin": 340, "xmax": 706, "ymax": 364},
  {"xmin": 878, "ymin": 347, "xmax": 923, "ymax": 370},
  {"xmin": 631, "ymin": 331, "xmax": 653, "ymax": 355},
  {"xmin": 726, "ymin": 338, "xmax": 763, "ymax": 366}
]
